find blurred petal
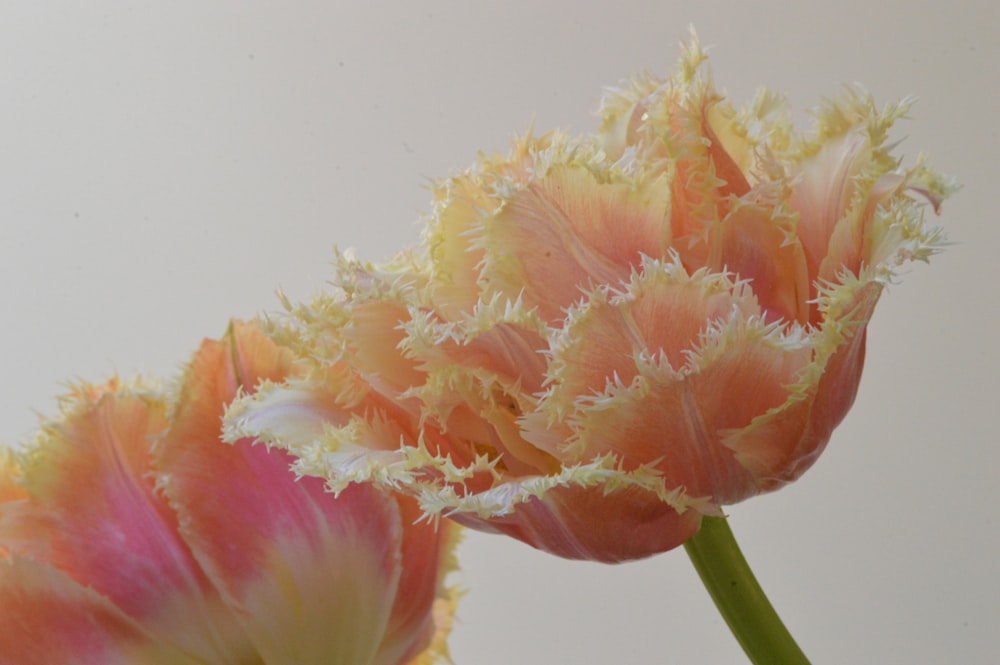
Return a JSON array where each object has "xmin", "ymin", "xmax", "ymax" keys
[
  {"xmin": 159, "ymin": 321, "xmax": 414, "ymax": 664},
  {"xmin": 0, "ymin": 555, "xmax": 201, "ymax": 665},
  {"xmin": 0, "ymin": 383, "xmax": 250, "ymax": 663},
  {"xmin": 0, "ymin": 447, "xmax": 25, "ymax": 504},
  {"xmin": 374, "ymin": 497, "xmax": 461, "ymax": 664}
]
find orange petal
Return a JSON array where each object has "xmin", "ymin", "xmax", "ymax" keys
[
  {"xmin": 543, "ymin": 257, "xmax": 759, "ymax": 427},
  {"xmin": 484, "ymin": 164, "xmax": 670, "ymax": 323},
  {"xmin": 567, "ymin": 352, "xmax": 793, "ymax": 505},
  {"xmin": 345, "ymin": 300, "xmax": 429, "ymax": 397},
  {"xmin": 450, "ymin": 484, "xmax": 702, "ymax": 563},
  {"xmin": 710, "ymin": 197, "xmax": 811, "ymax": 325},
  {"xmin": 414, "ymin": 317, "xmax": 549, "ymax": 398},
  {"xmin": 724, "ymin": 281, "xmax": 880, "ymax": 487}
]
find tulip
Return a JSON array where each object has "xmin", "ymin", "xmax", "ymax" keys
[
  {"xmin": 225, "ymin": 38, "xmax": 951, "ymax": 566},
  {"xmin": 0, "ymin": 321, "xmax": 458, "ymax": 665}
]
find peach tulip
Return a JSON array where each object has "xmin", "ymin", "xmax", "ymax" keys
[
  {"xmin": 225, "ymin": 38, "xmax": 952, "ymax": 562},
  {"xmin": 0, "ymin": 321, "xmax": 458, "ymax": 664}
]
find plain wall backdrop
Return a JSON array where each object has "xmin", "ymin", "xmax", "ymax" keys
[{"xmin": 1, "ymin": 2, "xmax": 997, "ymax": 663}]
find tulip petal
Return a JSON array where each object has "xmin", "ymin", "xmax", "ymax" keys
[
  {"xmin": 424, "ymin": 132, "xmax": 552, "ymax": 318},
  {"xmin": 450, "ymin": 483, "xmax": 702, "ymax": 563},
  {"xmin": 723, "ymin": 279, "xmax": 881, "ymax": 487},
  {"xmin": 400, "ymin": 300, "xmax": 560, "ymax": 475},
  {"xmin": 159, "ymin": 322, "xmax": 408, "ymax": 664},
  {"xmin": 376, "ymin": 496, "xmax": 461, "ymax": 664},
  {"xmin": 565, "ymin": 320, "xmax": 811, "ymax": 503},
  {"xmin": 0, "ymin": 555, "xmax": 201, "ymax": 665},
  {"xmin": 542, "ymin": 255, "xmax": 760, "ymax": 427},
  {"xmin": 790, "ymin": 131, "xmax": 870, "ymax": 290},
  {"xmin": 711, "ymin": 196, "xmax": 811, "ymax": 325},
  {"xmin": 0, "ymin": 383, "xmax": 251, "ymax": 663},
  {"xmin": 345, "ymin": 300, "xmax": 429, "ymax": 397},
  {"xmin": 426, "ymin": 174, "xmax": 490, "ymax": 315},
  {"xmin": 404, "ymin": 299, "xmax": 549, "ymax": 398},
  {"xmin": 484, "ymin": 164, "xmax": 670, "ymax": 324}
]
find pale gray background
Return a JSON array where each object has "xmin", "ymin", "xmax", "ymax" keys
[{"xmin": 1, "ymin": 3, "xmax": 996, "ymax": 663}]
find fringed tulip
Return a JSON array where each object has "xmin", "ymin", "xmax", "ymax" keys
[
  {"xmin": 225, "ymin": 38, "xmax": 952, "ymax": 563},
  {"xmin": 0, "ymin": 321, "xmax": 459, "ymax": 664}
]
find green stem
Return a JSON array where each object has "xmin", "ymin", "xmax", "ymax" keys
[{"xmin": 683, "ymin": 516, "xmax": 810, "ymax": 664}]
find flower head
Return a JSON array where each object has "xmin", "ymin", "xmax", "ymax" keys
[
  {"xmin": 0, "ymin": 321, "xmax": 459, "ymax": 664},
  {"xmin": 226, "ymin": 37, "xmax": 953, "ymax": 562}
]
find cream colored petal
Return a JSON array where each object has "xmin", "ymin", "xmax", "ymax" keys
[
  {"xmin": 0, "ymin": 447, "xmax": 26, "ymax": 504},
  {"xmin": 424, "ymin": 174, "xmax": 491, "ymax": 317},
  {"xmin": 789, "ymin": 130, "xmax": 871, "ymax": 294}
]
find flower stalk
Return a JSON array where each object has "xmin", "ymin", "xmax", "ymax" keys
[{"xmin": 683, "ymin": 516, "xmax": 810, "ymax": 664}]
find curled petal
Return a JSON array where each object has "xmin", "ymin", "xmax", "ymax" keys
[
  {"xmin": 790, "ymin": 129, "xmax": 871, "ymax": 288},
  {"xmin": 562, "ymin": 314, "xmax": 811, "ymax": 503},
  {"xmin": 723, "ymin": 279, "xmax": 881, "ymax": 486},
  {"xmin": 541, "ymin": 255, "xmax": 761, "ymax": 424}
]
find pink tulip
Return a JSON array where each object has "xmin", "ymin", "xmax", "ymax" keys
[
  {"xmin": 0, "ymin": 321, "xmax": 458, "ymax": 664},
  {"xmin": 226, "ymin": 39, "xmax": 952, "ymax": 563}
]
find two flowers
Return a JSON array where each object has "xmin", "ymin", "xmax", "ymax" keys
[{"xmin": 1, "ymin": 36, "xmax": 950, "ymax": 663}]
